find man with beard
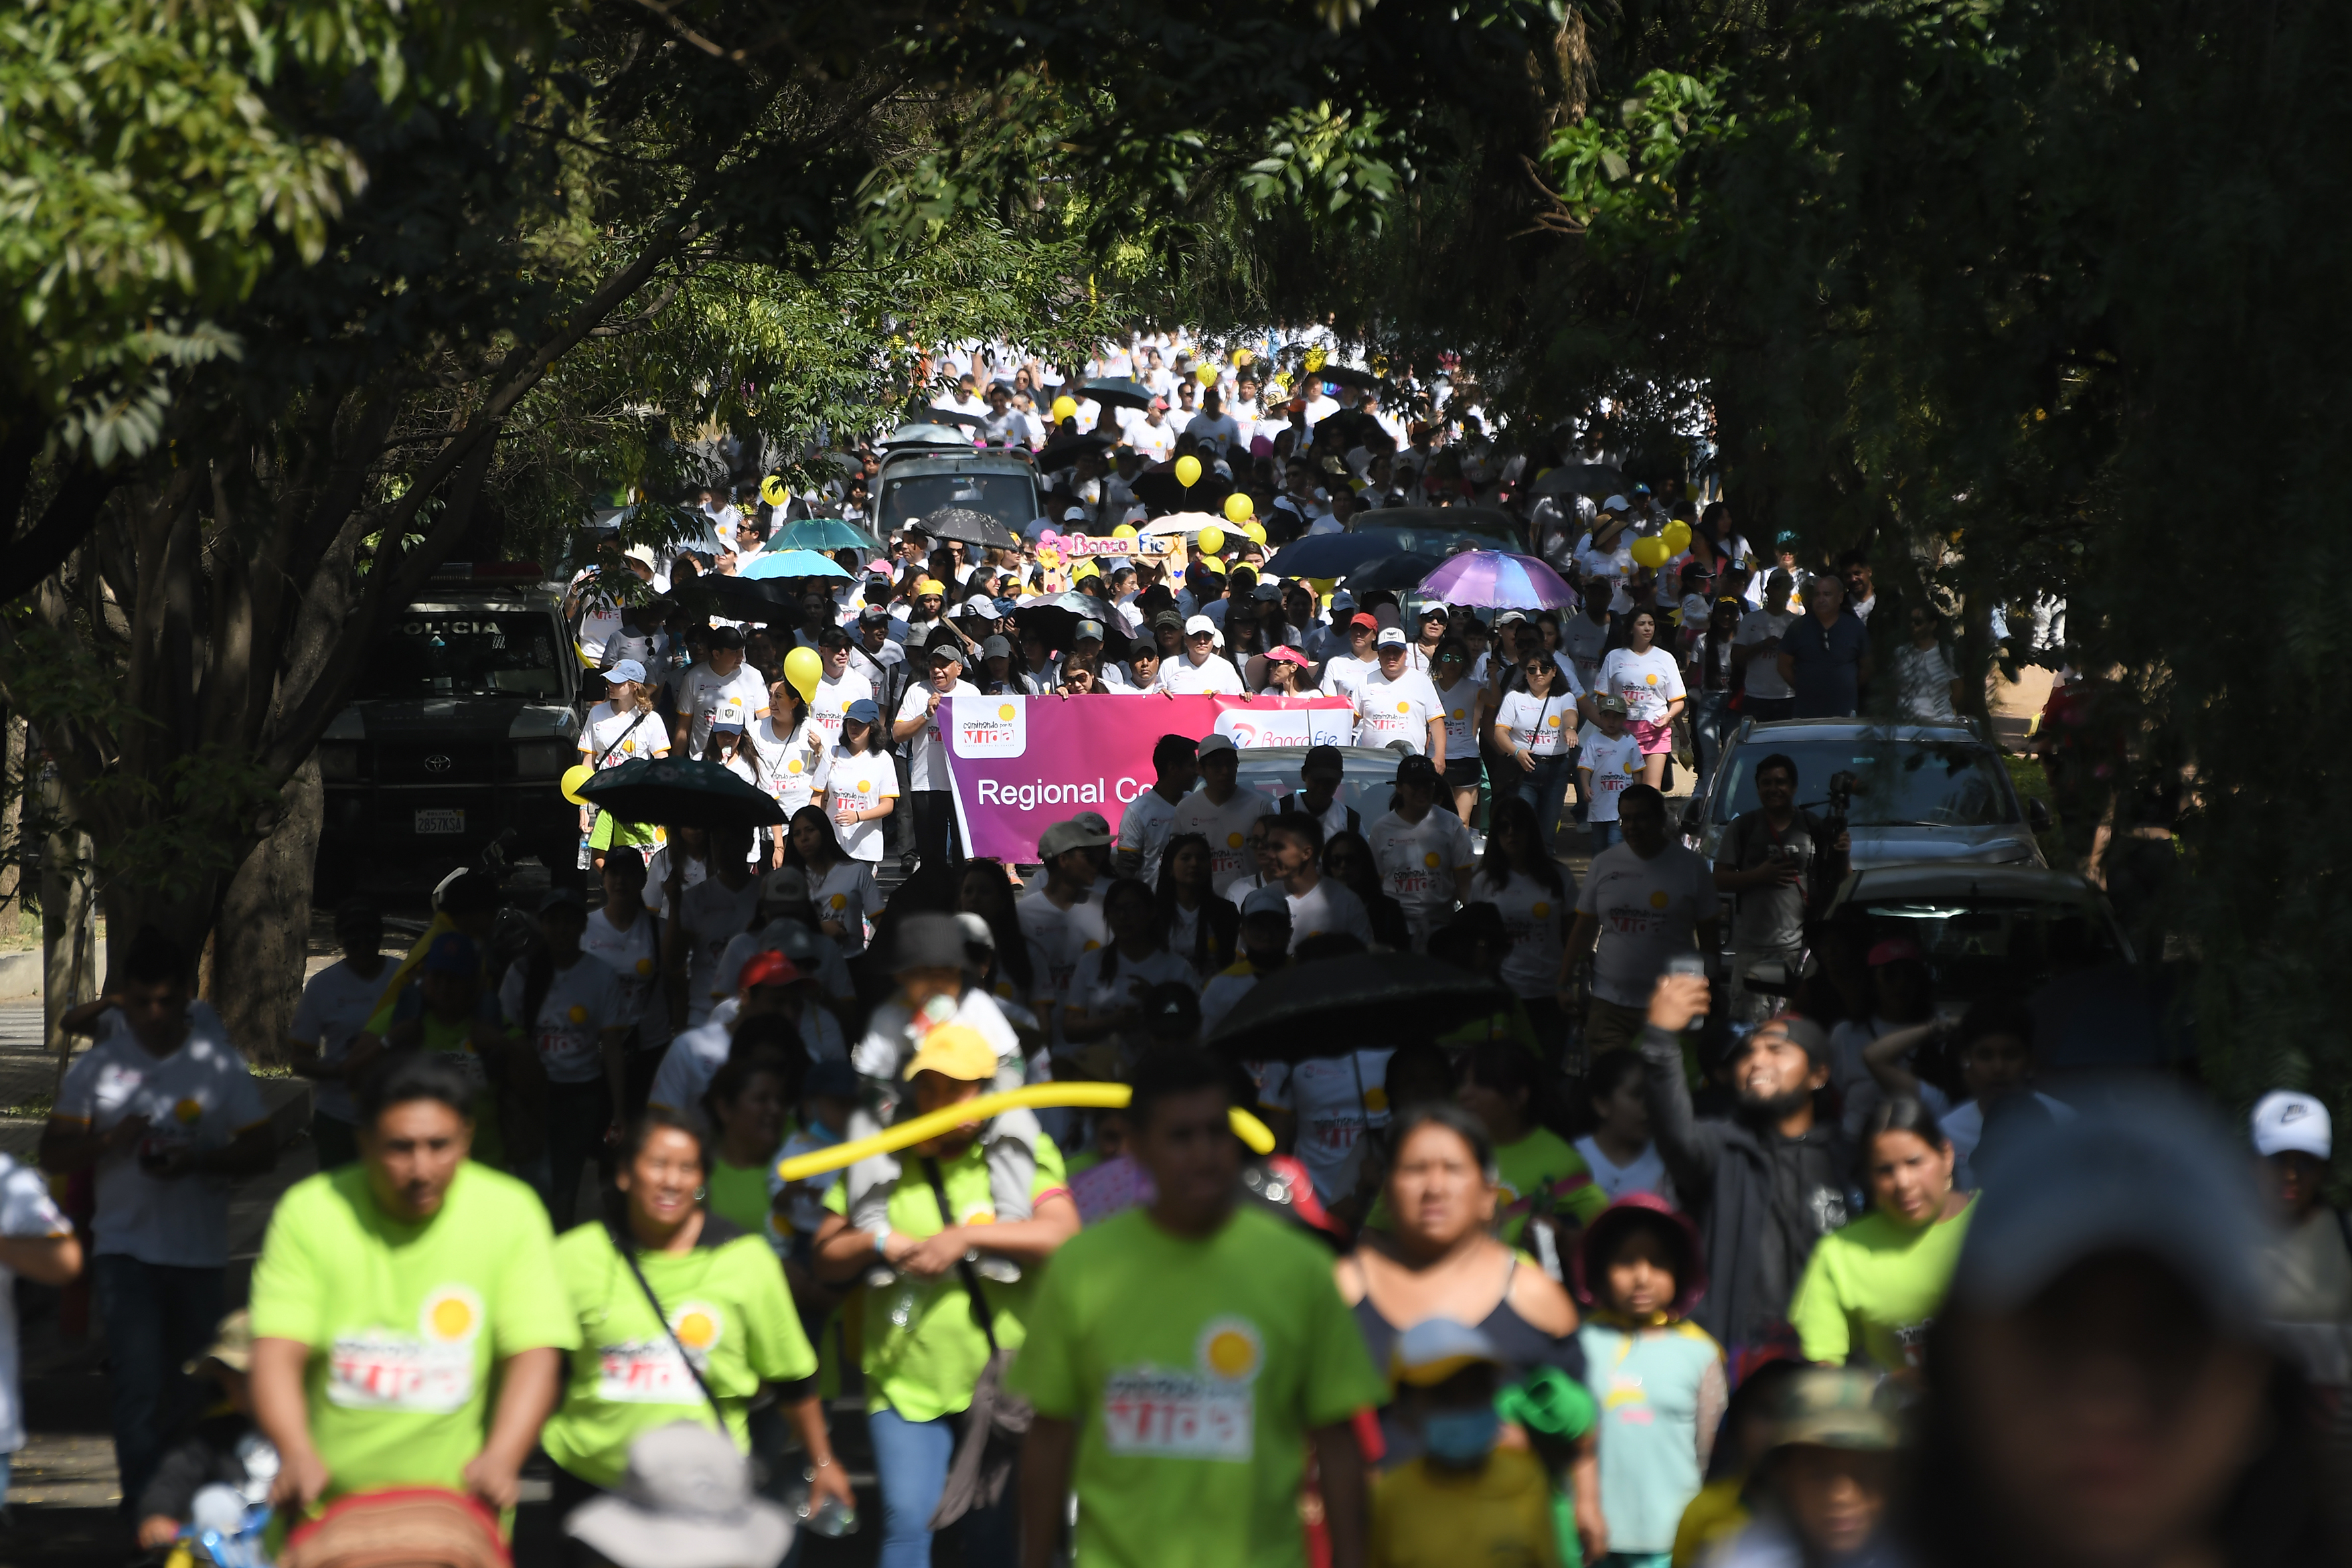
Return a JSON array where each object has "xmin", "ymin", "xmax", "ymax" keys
[{"xmin": 1638, "ymin": 969, "xmax": 1850, "ymax": 1368}]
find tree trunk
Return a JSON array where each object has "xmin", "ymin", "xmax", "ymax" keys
[
  {"xmin": 0, "ymin": 712, "xmax": 22, "ymax": 909},
  {"xmin": 207, "ymin": 756, "xmax": 323, "ymax": 1067}
]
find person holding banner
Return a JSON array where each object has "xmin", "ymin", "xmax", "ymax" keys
[
  {"xmin": 895, "ymin": 639, "xmax": 979, "ymax": 871},
  {"xmin": 1161, "ymin": 615, "xmax": 1246, "ymax": 695},
  {"xmin": 1354, "ymin": 627, "xmax": 1449, "ymax": 767},
  {"xmin": 1115, "ymin": 734, "xmax": 1199, "ymax": 886},
  {"xmin": 1172, "ymin": 734, "xmax": 1275, "ymax": 896}
]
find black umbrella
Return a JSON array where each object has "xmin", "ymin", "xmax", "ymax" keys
[
  {"xmin": 1077, "ymin": 377, "xmax": 1154, "ymax": 412},
  {"xmin": 577, "ymin": 756, "xmax": 785, "ymax": 829},
  {"xmin": 1344, "ymin": 550, "xmax": 1444, "ymax": 593},
  {"xmin": 672, "ymin": 572, "xmax": 803, "ymax": 628},
  {"xmin": 1203, "ymin": 953, "xmax": 1511, "ymax": 1062},
  {"xmin": 923, "ymin": 406, "xmax": 986, "ymax": 430},
  {"xmin": 1313, "ymin": 363, "xmax": 1379, "ymax": 393},
  {"xmin": 1316, "ymin": 409, "xmax": 1389, "ymax": 451},
  {"xmin": 918, "ymin": 505, "xmax": 1022, "ymax": 550},
  {"xmin": 1265, "ymin": 532, "xmax": 1397, "ymax": 580},
  {"xmin": 1036, "ymin": 430, "xmax": 1115, "ymax": 473},
  {"xmin": 1013, "ymin": 589, "xmax": 1115, "ymax": 651},
  {"xmin": 1131, "ymin": 467, "xmax": 1235, "ymax": 516}
]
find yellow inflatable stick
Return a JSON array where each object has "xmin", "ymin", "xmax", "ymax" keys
[{"xmin": 773, "ymin": 1083, "xmax": 1275, "ymax": 1184}]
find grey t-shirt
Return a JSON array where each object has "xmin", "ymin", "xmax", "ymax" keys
[{"xmin": 1718, "ymin": 808, "xmax": 1828, "ymax": 952}]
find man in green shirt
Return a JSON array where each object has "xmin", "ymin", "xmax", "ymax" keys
[
  {"xmin": 1011, "ymin": 1050, "xmax": 1388, "ymax": 1568},
  {"xmin": 250, "ymin": 1052, "xmax": 578, "ymax": 1516}
]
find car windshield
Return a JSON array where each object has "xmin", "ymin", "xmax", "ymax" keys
[
  {"xmin": 1233, "ymin": 753, "xmax": 1403, "ymax": 824},
  {"xmin": 358, "ymin": 611, "xmax": 565, "ymax": 698},
  {"xmin": 879, "ymin": 471, "xmax": 1040, "ymax": 537},
  {"xmin": 1856, "ymin": 896, "xmax": 2128, "ymax": 1001},
  {"xmin": 1712, "ymin": 738, "xmax": 2018, "ymax": 826},
  {"xmin": 1346, "ymin": 519, "xmax": 1520, "ymax": 556}
]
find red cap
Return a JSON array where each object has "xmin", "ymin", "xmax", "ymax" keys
[
  {"xmin": 738, "ymin": 951, "xmax": 803, "ymax": 989},
  {"xmin": 1866, "ymin": 937, "xmax": 1926, "ymax": 968},
  {"xmin": 1350, "ymin": 612, "xmax": 1378, "ymax": 631}
]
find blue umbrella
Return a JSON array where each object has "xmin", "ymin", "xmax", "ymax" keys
[
  {"xmin": 1263, "ymin": 532, "xmax": 1399, "ymax": 579},
  {"xmin": 740, "ymin": 549, "xmax": 852, "ymax": 581}
]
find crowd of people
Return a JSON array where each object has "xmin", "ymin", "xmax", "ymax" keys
[{"xmin": 1, "ymin": 331, "xmax": 2337, "ymax": 1568}]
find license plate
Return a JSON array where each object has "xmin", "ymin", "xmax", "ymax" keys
[{"xmin": 414, "ymin": 809, "xmax": 466, "ymax": 835}]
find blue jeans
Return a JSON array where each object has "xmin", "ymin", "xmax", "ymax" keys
[
  {"xmin": 1691, "ymin": 690, "xmax": 1733, "ymax": 799},
  {"xmin": 92, "ymin": 1255, "xmax": 225, "ymax": 1512},
  {"xmin": 1589, "ymin": 819, "xmax": 1622, "ymax": 852},
  {"xmin": 867, "ymin": 1405, "xmax": 1016, "ymax": 1568},
  {"xmin": 1514, "ymin": 750, "xmax": 1578, "ymax": 854}
]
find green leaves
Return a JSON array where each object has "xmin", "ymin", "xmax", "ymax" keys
[{"xmin": 1242, "ymin": 102, "xmax": 1401, "ymax": 220}]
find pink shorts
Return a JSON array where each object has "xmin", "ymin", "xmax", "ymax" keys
[{"xmin": 1632, "ymin": 718, "xmax": 1674, "ymax": 755}]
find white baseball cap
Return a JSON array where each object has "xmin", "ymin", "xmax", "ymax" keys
[
  {"xmin": 2252, "ymin": 1090, "xmax": 2332, "ymax": 1160},
  {"xmin": 1373, "ymin": 626, "xmax": 1409, "ymax": 649},
  {"xmin": 1184, "ymin": 614, "xmax": 1217, "ymax": 637},
  {"xmin": 604, "ymin": 659, "xmax": 648, "ymax": 684}
]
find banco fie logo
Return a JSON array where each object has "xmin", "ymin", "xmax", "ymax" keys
[{"xmin": 951, "ymin": 694, "xmax": 1026, "ymax": 757}]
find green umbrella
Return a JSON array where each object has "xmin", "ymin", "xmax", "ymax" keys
[
  {"xmin": 773, "ymin": 517, "xmax": 881, "ymax": 553},
  {"xmin": 576, "ymin": 756, "xmax": 784, "ymax": 829}
]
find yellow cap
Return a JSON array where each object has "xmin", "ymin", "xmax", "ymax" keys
[
  {"xmin": 1204, "ymin": 556, "xmax": 1227, "ymax": 576},
  {"xmin": 914, "ymin": 578, "xmax": 947, "ymax": 597},
  {"xmin": 904, "ymin": 1023, "xmax": 999, "ymax": 1083}
]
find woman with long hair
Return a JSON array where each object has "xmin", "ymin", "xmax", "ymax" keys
[
  {"xmin": 1323, "ymin": 829, "xmax": 1412, "ymax": 951},
  {"xmin": 1492, "ymin": 647, "xmax": 1579, "ymax": 853},
  {"xmin": 1595, "ymin": 606, "xmax": 1686, "ymax": 790},
  {"xmin": 1430, "ymin": 635, "xmax": 1485, "ymax": 825},
  {"xmin": 1476, "ymin": 796, "xmax": 1571, "ymax": 1044},
  {"xmin": 578, "ymin": 661, "xmax": 670, "ymax": 871},
  {"xmin": 787, "ymin": 804, "xmax": 880, "ymax": 958},
  {"xmin": 1255, "ymin": 644, "xmax": 1315, "ymax": 696},
  {"xmin": 821, "ymin": 698, "xmax": 898, "ymax": 866},
  {"xmin": 1063, "ymin": 878, "xmax": 1197, "ymax": 1065},
  {"xmin": 1152, "ymin": 833, "xmax": 1239, "ymax": 982},
  {"xmin": 956, "ymin": 858, "xmax": 1035, "ymax": 1003}
]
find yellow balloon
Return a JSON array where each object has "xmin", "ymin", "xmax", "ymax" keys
[
  {"xmin": 1196, "ymin": 363, "xmax": 1219, "ymax": 387},
  {"xmin": 1243, "ymin": 520, "xmax": 1267, "ymax": 546},
  {"xmin": 1111, "ymin": 523, "xmax": 1138, "ymax": 541},
  {"xmin": 560, "ymin": 763, "xmax": 595, "ymax": 806},
  {"xmin": 1630, "ymin": 535, "xmax": 1672, "ymax": 569},
  {"xmin": 1051, "ymin": 395, "xmax": 1078, "ymax": 423},
  {"xmin": 1198, "ymin": 524, "xmax": 1226, "ymax": 556},
  {"xmin": 783, "ymin": 645, "xmax": 823, "ymax": 705},
  {"xmin": 1308, "ymin": 576, "xmax": 1338, "ymax": 599},
  {"xmin": 759, "ymin": 475, "xmax": 787, "ymax": 508},
  {"xmin": 773, "ymin": 1082, "xmax": 1274, "ymax": 1184},
  {"xmin": 1223, "ymin": 492, "xmax": 1253, "ymax": 524},
  {"xmin": 1174, "ymin": 454, "xmax": 1202, "ymax": 489},
  {"xmin": 1662, "ymin": 519, "xmax": 1693, "ymax": 553},
  {"xmin": 1234, "ymin": 349, "xmax": 1254, "ymax": 366}
]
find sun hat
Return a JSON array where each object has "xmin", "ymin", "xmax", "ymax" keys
[
  {"xmin": 1266, "ymin": 646, "xmax": 1311, "ymax": 667},
  {"xmin": 904, "ymin": 1023, "xmax": 1000, "ymax": 1083},
  {"xmin": 1571, "ymin": 1192, "xmax": 1708, "ymax": 1318},
  {"xmin": 565, "ymin": 1422, "xmax": 794, "ymax": 1568}
]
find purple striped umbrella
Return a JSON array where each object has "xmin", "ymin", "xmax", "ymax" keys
[{"xmin": 1415, "ymin": 550, "xmax": 1576, "ymax": 609}]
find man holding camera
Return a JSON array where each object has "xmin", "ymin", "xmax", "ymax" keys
[{"xmin": 1713, "ymin": 752, "xmax": 1850, "ymax": 1024}]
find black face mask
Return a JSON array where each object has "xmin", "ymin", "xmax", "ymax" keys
[{"xmin": 1737, "ymin": 1084, "xmax": 1815, "ymax": 1128}]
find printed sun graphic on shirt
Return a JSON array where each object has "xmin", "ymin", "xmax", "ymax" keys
[
  {"xmin": 1394, "ymin": 701, "xmax": 1410, "ymax": 714},
  {"xmin": 1227, "ymin": 832, "xmax": 1245, "ymax": 848},
  {"xmin": 671, "ymin": 1302, "xmax": 725, "ymax": 1360},
  {"xmin": 830, "ymin": 893, "xmax": 849, "ymax": 911},
  {"xmin": 419, "ymin": 1285, "xmax": 485, "ymax": 1344},
  {"xmin": 1644, "ymin": 672, "xmax": 1660, "ymax": 686},
  {"xmin": 1196, "ymin": 1316, "xmax": 1265, "ymax": 1382},
  {"xmin": 173, "ymin": 1097, "xmax": 204, "ymax": 1126},
  {"xmin": 635, "ymin": 958, "xmax": 654, "ymax": 977},
  {"xmin": 1533, "ymin": 902, "xmax": 1552, "ymax": 919},
  {"xmin": 1422, "ymin": 852, "xmax": 1441, "ymax": 869},
  {"xmin": 1649, "ymin": 891, "xmax": 1670, "ymax": 910},
  {"xmin": 568, "ymin": 1004, "xmax": 589, "ymax": 1024}
]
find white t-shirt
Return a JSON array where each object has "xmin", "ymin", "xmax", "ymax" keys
[
  {"xmin": 1496, "ymin": 689, "xmax": 1576, "ymax": 756},
  {"xmin": 649, "ymin": 1007, "xmax": 850, "ymax": 1121},
  {"xmin": 809, "ymin": 670, "xmax": 874, "ymax": 750},
  {"xmin": 56, "ymin": 1007, "xmax": 270, "ymax": 1267},
  {"xmin": 579, "ymin": 701, "xmax": 668, "ymax": 770},
  {"xmin": 1320, "ymin": 654, "xmax": 1374, "ymax": 700},
  {"xmin": 1352, "ymin": 666, "xmax": 1443, "ymax": 755},
  {"xmin": 677, "ymin": 876, "xmax": 763, "ymax": 1026},
  {"xmin": 1573, "ymin": 843, "xmax": 1722, "ymax": 1007},
  {"xmin": 1186, "ymin": 412, "xmax": 1243, "ymax": 455},
  {"xmin": 1573, "ymin": 1135, "xmax": 1674, "ymax": 1205},
  {"xmin": 498, "ymin": 952, "xmax": 626, "ymax": 1084},
  {"xmin": 1129, "ymin": 420, "xmax": 1176, "ymax": 463},
  {"xmin": 1017, "ymin": 890, "xmax": 1109, "ymax": 1034},
  {"xmin": 810, "ymin": 859, "xmax": 884, "ymax": 957},
  {"xmin": 1917, "ymin": 1089, "xmax": 2076, "ymax": 1190},
  {"xmin": 1260, "ymin": 1050, "xmax": 1395, "ymax": 1202},
  {"xmin": 677, "ymin": 664, "xmax": 770, "ymax": 757},
  {"xmin": 644, "ymin": 843, "xmax": 708, "ymax": 920},
  {"xmin": 1597, "ymin": 647, "xmax": 1685, "ymax": 725},
  {"xmin": 581, "ymin": 905, "xmax": 667, "ymax": 1047},
  {"xmin": 1576, "ymin": 726, "xmax": 1646, "ymax": 821},
  {"xmin": 753, "ymin": 715, "xmax": 829, "ymax": 821},
  {"xmin": 1435, "ymin": 679, "xmax": 1483, "ymax": 758},
  {"xmin": 1735, "ymin": 610, "xmax": 1797, "ymax": 699},
  {"xmin": 1483, "ymin": 868, "xmax": 1571, "ymax": 1000},
  {"xmin": 853, "ymin": 988, "xmax": 1025, "ymax": 1083},
  {"xmin": 1285, "ymin": 877, "xmax": 1375, "ymax": 951},
  {"xmin": 1170, "ymin": 787, "xmax": 1275, "ymax": 895},
  {"xmin": 898, "ymin": 678, "xmax": 977, "ymax": 791},
  {"xmin": 1895, "ymin": 643, "xmax": 1960, "ymax": 722},
  {"xmin": 1559, "ymin": 615, "xmax": 1612, "ymax": 692},
  {"xmin": 290, "ymin": 957, "xmax": 392, "ymax": 1123},
  {"xmin": 823, "ymin": 746, "xmax": 901, "ymax": 862},
  {"xmin": 1367, "ymin": 809, "xmax": 1474, "ymax": 933},
  {"xmin": 1067, "ymin": 945, "xmax": 1198, "ymax": 1061},
  {"xmin": 1117, "ymin": 788, "xmax": 1187, "ymax": 886},
  {"xmin": 0, "ymin": 1154, "xmax": 68, "ymax": 1450},
  {"xmin": 1160, "ymin": 653, "xmax": 1245, "ymax": 696}
]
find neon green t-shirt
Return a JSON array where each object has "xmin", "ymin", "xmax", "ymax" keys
[
  {"xmin": 1493, "ymin": 1129, "xmax": 1607, "ymax": 1242},
  {"xmin": 248, "ymin": 1161, "xmax": 577, "ymax": 1500},
  {"xmin": 539, "ymin": 1217, "xmax": 817, "ymax": 1487},
  {"xmin": 823, "ymin": 1134, "xmax": 1068, "ymax": 1421},
  {"xmin": 706, "ymin": 1157, "xmax": 787, "ymax": 1249},
  {"xmin": 1788, "ymin": 1198, "xmax": 1975, "ymax": 1372},
  {"xmin": 1006, "ymin": 1204, "xmax": 1390, "ymax": 1568}
]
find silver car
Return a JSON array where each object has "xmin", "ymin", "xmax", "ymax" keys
[{"xmin": 1686, "ymin": 718, "xmax": 2049, "ymax": 868}]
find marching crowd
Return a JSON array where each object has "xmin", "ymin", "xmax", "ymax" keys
[{"xmin": 0, "ymin": 331, "xmax": 2337, "ymax": 1568}]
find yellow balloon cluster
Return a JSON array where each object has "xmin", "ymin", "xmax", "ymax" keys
[
  {"xmin": 1233, "ymin": 349, "xmax": 1254, "ymax": 366},
  {"xmin": 1174, "ymin": 455, "xmax": 1202, "ymax": 489},
  {"xmin": 1243, "ymin": 520, "xmax": 1267, "ymax": 546},
  {"xmin": 1198, "ymin": 524, "xmax": 1226, "ymax": 556},
  {"xmin": 1662, "ymin": 520, "xmax": 1693, "ymax": 553},
  {"xmin": 783, "ymin": 645, "xmax": 823, "ymax": 704},
  {"xmin": 1304, "ymin": 347, "xmax": 1328, "ymax": 373},
  {"xmin": 1630, "ymin": 536, "xmax": 1672, "ymax": 569},
  {"xmin": 1222, "ymin": 492, "xmax": 1253, "ymax": 524},
  {"xmin": 1052, "ymin": 395, "xmax": 1078, "ymax": 423}
]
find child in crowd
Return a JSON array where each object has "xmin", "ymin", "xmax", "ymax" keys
[
  {"xmin": 1575, "ymin": 1194, "xmax": 1727, "ymax": 1568},
  {"xmin": 1669, "ymin": 1359, "xmax": 1800, "ymax": 1567},
  {"xmin": 1575, "ymin": 1049, "xmax": 1675, "ymax": 1205},
  {"xmin": 134, "ymin": 1313, "xmax": 276, "ymax": 1550},
  {"xmin": 1705, "ymin": 1370, "xmax": 1902, "ymax": 1568},
  {"xmin": 1577, "ymin": 696, "xmax": 1643, "ymax": 852},
  {"xmin": 1372, "ymin": 1319, "xmax": 1562, "ymax": 1568},
  {"xmin": 772, "ymin": 1058, "xmax": 860, "ymax": 1267}
]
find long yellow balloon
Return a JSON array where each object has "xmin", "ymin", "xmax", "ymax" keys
[{"xmin": 774, "ymin": 1083, "xmax": 1275, "ymax": 1183}]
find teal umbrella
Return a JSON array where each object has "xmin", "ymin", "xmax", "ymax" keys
[
  {"xmin": 576, "ymin": 756, "xmax": 784, "ymax": 828},
  {"xmin": 740, "ymin": 549, "xmax": 852, "ymax": 581},
  {"xmin": 773, "ymin": 518, "xmax": 880, "ymax": 553}
]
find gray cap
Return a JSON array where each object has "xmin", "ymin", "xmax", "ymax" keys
[
  {"xmin": 980, "ymin": 635, "xmax": 1014, "ymax": 659},
  {"xmin": 1240, "ymin": 884, "xmax": 1291, "ymax": 919},
  {"xmin": 1039, "ymin": 819, "xmax": 1114, "ymax": 858},
  {"xmin": 1075, "ymin": 620, "xmax": 1105, "ymax": 643},
  {"xmin": 892, "ymin": 911, "xmax": 971, "ymax": 973},
  {"xmin": 565, "ymin": 1421, "xmax": 794, "ymax": 1568},
  {"xmin": 1197, "ymin": 733, "xmax": 1237, "ymax": 759}
]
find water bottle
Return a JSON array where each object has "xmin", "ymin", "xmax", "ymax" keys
[{"xmin": 783, "ymin": 1465, "xmax": 860, "ymax": 1537}]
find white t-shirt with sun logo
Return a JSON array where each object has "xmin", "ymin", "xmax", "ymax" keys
[
  {"xmin": 1435, "ymin": 678, "xmax": 1483, "ymax": 757},
  {"xmin": 1257, "ymin": 1050, "xmax": 1397, "ymax": 1202},
  {"xmin": 1576, "ymin": 724, "xmax": 1646, "ymax": 823},
  {"xmin": 579, "ymin": 700, "xmax": 668, "ymax": 770},
  {"xmin": 823, "ymin": 746, "xmax": 902, "ymax": 863},
  {"xmin": 582, "ymin": 905, "xmax": 668, "ymax": 1048},
  {"xmin": 808, "ymin": 670, "xmax": 873, "ymax": 751},
  {"xmin": 1573, "ymin": 842, "xmax": 1721, "ymax": 1007},
  {"xmin": 1366, "ymin": 808, "xmax": 1474, "ymax": 933},
  {"xmin": 1486, "ymin": 867, "xmax": 1573, "ymax": 1000},
  {"xmin": 54, "ymin": 1006, "xmax": 269, "ymax": 1267},
  {"xmin": 1170, "ymin": 787, "xmax": 1275, "ymax": 896},
  {"xmin": 751, "ymin": 715, "xmax": 830, "ymax": 820},
  {"xmin": 1350, "ymin": 666, "xmax": 1443, "ymax": 755},
  {"xmin": 1496, "ymin": 689, "xmax": 1575, "ymax": 757},
  {"xmin": 499, "ymin": 953, "xmax": 625, "ymax": 1085},
  {"xmin": 678, "ymin": 877, "xmax": 763, "ymax": 1026},
  {"xmin": 897, "ymin": 677, "xmax": 978, "ymax": 791},
  {"xmin": 1597, "ymin": 646, "xmax": 1686, "ymax": 725},
  {"xmin": 810, "ymin": 860, "xmax": 884, "ymax": 957}
]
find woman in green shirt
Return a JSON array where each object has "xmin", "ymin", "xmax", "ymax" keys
[
  {"xmin": 540, "ymin": 1107, "xmax": 854, "ymax": 1526},
  {"xmin": 702, "ymin": 1052, "xmax": 793, "ymax": 1249},
  {"xmin": 1790, "ymin": 1095, "xmax": 1974, "ymax": 1376}
]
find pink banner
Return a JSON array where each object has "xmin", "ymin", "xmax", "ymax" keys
[{"xmin": 942, "ymin": 693, "xmax": 1356, "ymax": 863}]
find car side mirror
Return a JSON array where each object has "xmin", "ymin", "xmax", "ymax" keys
[
  {"xmin": 1680, "ymin": 804, "xmax": 1701, "ymax": 836},
  {"xmin": 2025, "ymin": 797, "xmax": 2052, "ymax": 832}
]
